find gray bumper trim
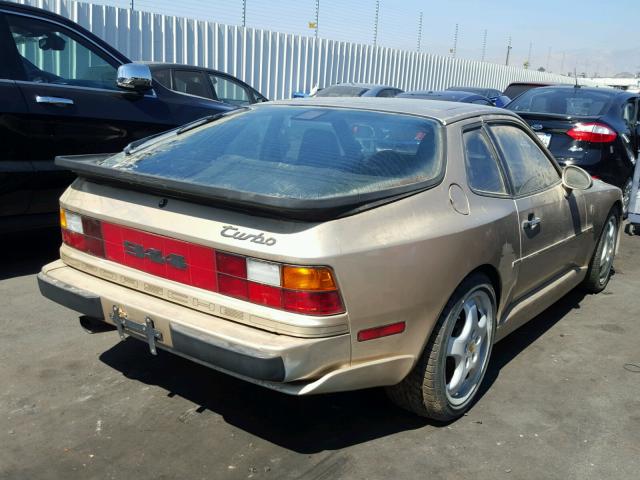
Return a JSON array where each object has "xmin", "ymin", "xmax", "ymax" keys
[
  {"xmin": 37, "ymin": 272, "xmax": 104, "ymax": 319},
  {"xmin": 38, "ymin": 270, "xmax": 286, "ymax": 382},
  {"xmin": 170, "ymin": 323, "xmax": 286, "ymax": 382}
]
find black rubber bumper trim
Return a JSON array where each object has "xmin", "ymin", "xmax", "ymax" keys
[
  {"xmin": 170, "ymin": 324, "xmax": 286, "ymax": 382},
  {"xmin": 37, "ymin": 272, "xmax": 104, "ymax": 319}
]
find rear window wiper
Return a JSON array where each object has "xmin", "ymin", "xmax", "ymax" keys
[
  {"xmin": 176, "ymin": 106, "xmax": 251, "ymax": 135},
  {"xmin": 124, "ymin": 107, "xmax": 251, "ymax": 156},
  {"xmin": 123, "ymin": 130, "xmax": 170, "ymax": 156}
]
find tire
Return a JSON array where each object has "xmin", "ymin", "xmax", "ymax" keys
[
  {"xmin": 582, "ymin": 210, "xmax": 619, "ymax": 293},
  {"xmin": 386, "ymin": 273, "xmax": 497, "ymax": 421}
]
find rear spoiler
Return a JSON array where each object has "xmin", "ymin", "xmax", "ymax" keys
[{"xmin": 55, "ymin": 154, "xmax": 437, "ymax": 222}]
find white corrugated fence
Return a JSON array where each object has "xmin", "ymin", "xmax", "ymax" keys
[{"xmin": 13, "ymin": 0, "xmax": 579, "ymax": 100}]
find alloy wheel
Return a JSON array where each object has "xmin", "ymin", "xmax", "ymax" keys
[
  {"xmin": 444, "ymin": 288, "xmax": 494, "ymax": 407},
  {"xmin": 598, "ymin": 216, "xmax": 617, "ymax": 285}
]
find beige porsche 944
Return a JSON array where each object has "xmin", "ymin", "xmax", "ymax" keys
[{"xmin": 39, "ymin": 98, "xmax": 621, "ymax": 421}]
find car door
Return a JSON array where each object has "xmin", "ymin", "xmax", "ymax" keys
[
  {"xmin": 208, "ymin": 72, "xmax": 253, "ymax": 106},
  {"xmin": 0, "ymin": 13, "xmax": 31, "ymax": 218},
  {"xmin": 5, "ymin": 11, "xmax": 177, "ymax": 215},
  {"xmin": 488, "ymin": 122, "xmax": 589, "ymax": 300}
]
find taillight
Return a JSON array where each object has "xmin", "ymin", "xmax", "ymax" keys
[
  {"xmin": 60, "ymin": 210, "xmax": 345, "ymax": 316},
  {"xmin": 215, "ymin": 253, "xmax": 345, "ymax": 315},
  {"xmin": 567, "ymin": 122, "xmax": 617, "ymax": 143},
  {"xmin": 60, "ymin": 209, "xmax": 105, "ymax": 258}
]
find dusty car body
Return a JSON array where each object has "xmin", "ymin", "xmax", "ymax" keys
[{"xmin": 38, "ymin": 98, "xmax": 622, "ymax": 420}]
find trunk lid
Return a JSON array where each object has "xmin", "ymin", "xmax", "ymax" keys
[{"xmin": 517, "ymin": 112, "xmax": 605, "ymax": 164}]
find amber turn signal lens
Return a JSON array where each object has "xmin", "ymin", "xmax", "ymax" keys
[
  {"xmin": 282, "ymin": 266, "xmax": 337, "ymax": 291},
  {"xmin": 59, "ymin": 208, "xmax": 67, "ymax": 229}
]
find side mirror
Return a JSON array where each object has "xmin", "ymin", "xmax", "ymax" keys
[
  {"xmin": 562, "ymin": 165, "xmax": 593, "ymax": 191},
  {"xmin": 117, "ymin": 63, "xmax": 153, "ymax": 91}
]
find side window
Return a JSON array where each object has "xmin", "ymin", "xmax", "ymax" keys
[
  {"xmin": 622, "ymin": 99, "xmax": 636, "ymax": 126},
  {"xmin": 377, "ymin": 89, "xmax": 397, "ymax": 98},
  {"xmin": 490, "ymin": 124, "xmax": 560, "ymax": 196},
  {"xmin": 6, "ymin": 13, "xmax": 118, "ymax": 90},
  {"xmin": 172, "ymin": 70, "xmax": 212, "ymax": 99},
  {"xmin": 209, "ymin": 74, "xmax": 251, "ymax": 106},
  {"xmin": 463, "ymin": 128, "xmax": 507, "ymax": 195},
  {"xmin": 152, "ymin": 68, "xmax": 171, "ymax": 89}
]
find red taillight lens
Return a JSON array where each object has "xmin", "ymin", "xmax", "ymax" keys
[
  {"xmin": 60, "ymin": 210, "xmax": 345, "ymax": 316},
  {"xmin": 567, "ymin": 122, "xmax": 617, "ymax": 143},
  {"xmin": 218, "ymin": 274, "xmax": 248, "ymax": 299},
  {"xmin": 248, "ymin": 282, "xmax": 282, "ymax": 308},
  {"xmin": 216, "ymin": 252, "xmax": 247, "ymax": 278},
  {"xmin": 282, "ymin": 290, "xmax": 344, "ymax": 315},
  {"xmin": 60, "ymin": 209, "xmax": 105, "ymax": 258}
]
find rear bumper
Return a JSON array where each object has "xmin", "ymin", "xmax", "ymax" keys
[{"xmin": 38, "ymin": 260, "xmax": 414, "ymax": 393}]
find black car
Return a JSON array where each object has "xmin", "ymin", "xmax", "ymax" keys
[
  {"xmin": 507, "ymin": 85, "xmax": 639, "ymax": 212},
  {"xmin": 446, "ymin": 86, "xmax": 511, "ymax": 107},
  {"xmin": 147, "ymin": 63, "xmax": 267, "ymax": 106},
  {"xmin": 0, "ymin": 1, "xmax": 244, "ymax": 233},
  {"xmin": 397, "ymin": 90, "xmax": 493, "ymax": 105},
  {"xmin": 314, "ymin": 83, "xmax": 403, "ymax": 98},
  {"xmin": 503, "ymin": 81, "xmax": 556, "ymax": 101}
]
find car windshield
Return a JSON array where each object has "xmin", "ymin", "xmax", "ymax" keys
[
  {"xmin": 315, "ymin": 85, "xmax": 369, "ymax": 97},
  {"xmin": 99, "ymin": 105, "xmax": 444, "ymax": 201},
  {"xmin": 507, "ymin": 88, "xmax": 613, "ymax": 116}
]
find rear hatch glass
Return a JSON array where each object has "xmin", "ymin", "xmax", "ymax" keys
[
  {"xmin": 507, "ymin": 88, "xmax": 613, "ymax": 116},
  {"xmin": 86, "ymin": 105, "xmax": 444, "ymax": 218}
]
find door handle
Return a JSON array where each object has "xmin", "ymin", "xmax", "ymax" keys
[
  {"xmin": 35, "ymin": 95, "xmax": 74, "ymax": 106},
  {"xmin": 523, "ymin": 216, "xmax": 541, "ymax": 230}
]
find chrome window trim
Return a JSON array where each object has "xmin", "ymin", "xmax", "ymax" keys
[{"xmin": 13, "ymin": 79, "xmax": 158, "ymax": 98}]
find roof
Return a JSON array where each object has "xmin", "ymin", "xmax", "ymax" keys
[
  {"xmin": 327, "ymin": 82, "xmax": 396, "ymax": 89},
  {"xmin": 525, "ymin": 84, "xmax": 634, "ymax": 97},
  {"xmin": 265, "ymin": 96, "xmax": 516, "ymax": 124},
  {"xmin": 399, "ymin": 90, "xmax": 482, "ymax": 101}
]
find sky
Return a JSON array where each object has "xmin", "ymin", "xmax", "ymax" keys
[{"xmin": 118, "ymin": 0, "xmax": 639, "ymax": 76}]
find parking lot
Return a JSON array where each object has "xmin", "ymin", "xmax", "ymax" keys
[{"xmin": 0, "ymin": 229, "xmax": 638, "ymax": 479}]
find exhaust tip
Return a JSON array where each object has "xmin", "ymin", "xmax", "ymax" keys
[{"xmin": 79, "ymin": 315, "xmax": 116, "ymax": 334}]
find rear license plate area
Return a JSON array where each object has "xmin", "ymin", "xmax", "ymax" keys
[
  {"xmin": 535, "ymin": 132, "xmax": 552, "ymax": 147},
  {"xmin": 109, "ymin": 305, "xmax": 163, "ymax": 355}
]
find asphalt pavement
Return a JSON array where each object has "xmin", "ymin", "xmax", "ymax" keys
[{"xmin": 1, "ymin": 228, "xmax": 639, "ymax": 479}]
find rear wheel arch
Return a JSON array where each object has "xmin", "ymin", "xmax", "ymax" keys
[
  {"xmin": 470, "ymin": 264, "xmax": 502, "ymax": 310},
  {"xmin": 414, "ymin": 264, "xmax": 502, "ymax": 361}
]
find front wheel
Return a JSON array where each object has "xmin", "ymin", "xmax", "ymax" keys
[
  {"xmin": 386, "ymin": 273, "xmax": 496, "ymax": 421},
  {"xmin": 582, "ymin": 210, "xmax": 619, "ymax": 293}
]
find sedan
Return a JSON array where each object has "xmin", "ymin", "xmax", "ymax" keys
[
  {"xmin": 39, "ymin": 98, "xmax": 621, "ymax": 421},
  {"xmin": 314, "ymin": 83, "xmax": 403, "ymax": 97},
  {"xmin": 398, "ymin": 90, "xmax": 494, "ymax": 105},
  {"xmin": 446, "ymin": 86, "xmax": 511, "ymax": 107},
  {"xmin": 507, "ymin": 85, "xmax": 639, "ymax": 213}
]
